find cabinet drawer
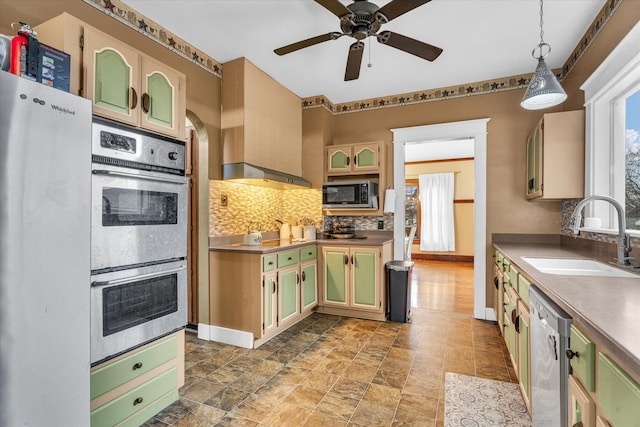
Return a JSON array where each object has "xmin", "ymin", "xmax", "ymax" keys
[
  {"xmin": 277, "ymin": 250, "xmax": 299, "ymax": 268},
  {"xmin": 91, "ymin": 336, "xmax": 177, "ymax": 400},
  {"xmin": 91, "ymin": 367, "xmax": 177, "ymax": 427},
  {"xmin": 263, "ymin": 254, "xmax": 276, "ymax": 272},
  {"xmin": 300, "ymin": 246, "xmax": 317, "ymax": 261},
  {"xmin": 518, "ymin": 274, "xmax": 531, "ymax": 307},
  {"xmin": 569, "ymin": 325, "xmax": 595, "ymax": 392},
  {"xmin": 597, "ymin": 353, "xmax": 640, "ymax": 427}
]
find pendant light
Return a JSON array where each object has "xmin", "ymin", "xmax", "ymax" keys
[{"xmin": 520, "ymin": 0, "xmax": 567, "ymax": 110}]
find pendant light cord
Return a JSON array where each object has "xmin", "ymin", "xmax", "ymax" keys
[{"xmin": 539, "ymin": 0, "xmax": 545, "ymax": 45}]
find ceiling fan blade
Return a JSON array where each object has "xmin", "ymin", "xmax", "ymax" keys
[
  {"xmin": 315, "ymin": 0, "xmax": 352, "ymax": 18},
  {"xmin": 274, "ymin": 32, "xmax": 341, "ymax": 56},
  {"xmin": 378, "ymin": 0, "xmax": 432, "ymax": 21},
  {"xmin": 345, "ymin": 41, "xmax": 365, "ymax": 81},
  {"xmin": 377, "ymin": 31, "xmax": 443, "ymax": 61}
]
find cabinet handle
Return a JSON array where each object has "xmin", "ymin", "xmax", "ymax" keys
[
  {"xmin": 494, "ymin": 277, "xmax": 499, "ymax": 289},
  {"xmin": 132, "ymin": 362, "xmax": 143, "ymax": 370},
  {"xmin": 141, "ymin": 92, "xmax": 150, "ymax": 113},
  {"xmin": 566, "ymin": 349, "xmax": 580, "ymax": 359},
  {"xmin": 133, "ymin": 397, "xmax": 144, "ymax": 406},
  {"xmin": 351, "ymin": 255, "xmax": 354, "ymax": 264},
  {"xmin": 272, "ymin": 281, "xmax": 276, "ymax": 294},
  {"xmin": 129, "ymin": 87, "xmax": 138, "ymax": 110},
  {"xmin": 344, "ymin": 255, "xmax": 348, "ymax": 265},
  {"xmin": 302, "ymin": 271, "xmax": 306, "ymax": 281},
  {"xmin": 354, "ymin": 155, "xmax": 357, "ymax": 165},
  {"xmin": 346, "ymin": 156, "xmax": 350, "ymax": 166},
  {"xmin": 268, "ymin": 261, "xmax": 273, "ymax": 266},
  {"xmin": 528, "ymin": 178, "xmax": 535, "ymax": 191},
  {"xmin": 288, "ymin": 257, "xmax": 292, "ymax": 261},
  {"xmin": 297, "ymin": 273, "xmax": 300, "ymax": 284}
]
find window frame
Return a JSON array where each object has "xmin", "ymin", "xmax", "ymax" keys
[{"xmin": 581, "ymin": 22, "xmax": 640, "ymax": 236}]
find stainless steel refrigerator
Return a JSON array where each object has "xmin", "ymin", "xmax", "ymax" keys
[{"xmin": 0, "ymin": 71, "xmax": 92, "ymax": 426}]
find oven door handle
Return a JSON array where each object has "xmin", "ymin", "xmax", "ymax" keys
[
  {"xmin": 92, "ymin": 169, "xmax": 188, "ymax": 185},
  {"xmin": 91, "ymin": 266, "xmax": 186, "ymax": 287}
]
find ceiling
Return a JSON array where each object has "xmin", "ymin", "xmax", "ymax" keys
[{"xmin": 122, "ymin": 0, "xmax": 607, "ymax": 104}]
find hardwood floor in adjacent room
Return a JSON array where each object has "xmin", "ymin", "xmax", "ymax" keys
[{"xmin": 144, "ymin": 260, "xmax": 515, "ymax": 426}]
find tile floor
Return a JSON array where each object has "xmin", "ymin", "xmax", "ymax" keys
[{"xmin": 143, "ymin": 260, "xmax": 515, "ymax": 426}]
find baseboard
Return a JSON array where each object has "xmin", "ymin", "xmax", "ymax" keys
[
  {"xmin": 197, "ymin": 324, "xmax": 254, "ymax": 349},
  {"xmin": 412, "ymin": 253, "xmax": 474, "ymax": 263}
]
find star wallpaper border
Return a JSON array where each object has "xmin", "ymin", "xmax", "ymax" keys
[{"xmin": 82, "ymin": 0, "xmax": 622, "ymax": 115}]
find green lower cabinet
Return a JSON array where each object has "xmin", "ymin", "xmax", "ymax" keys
[
  {"xmin": 597, "ymin": 353, "xmax": 640, "ymax": 427},
  {"xmin": 323, "ymin": 248, "xmax": 348, "ymax": 304},
  {"xmin": 518, "ymin": 303, "xmax": 530, "ymax": 403},
  {"xmin": 279, "ymin": 266, "xmax": 300, "ymax": 323},
  {"xmin": 352, "ymin": 250, "xmax": 378, "ymax": 309},
  {"xmin": 301, "ymin": 261, "xmax": 317, "ymax": 311},
  {"xmin": 569, "ymin": 325, "xmax": 596, "ymax": 392},
  {"xmin": 91, "ymin": 367, "xmax": 177, "ymax": 427},
  {"xmin": 263, "ymin": 273, "xmax": 277, "ymax": 335}
]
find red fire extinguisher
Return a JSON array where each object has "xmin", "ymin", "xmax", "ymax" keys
[{"xmin": 9, "ymin": 22, "xmax": 37, "ymax": 77}]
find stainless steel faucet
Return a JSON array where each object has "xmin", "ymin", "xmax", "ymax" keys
[{"xmin": 571, "ymin": 195, "xmax": 631, "ymax": 266}]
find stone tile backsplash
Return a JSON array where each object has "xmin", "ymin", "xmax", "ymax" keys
[{"xmin": 209, "ymin": 181, "xmax": 322, "ymax": 236}]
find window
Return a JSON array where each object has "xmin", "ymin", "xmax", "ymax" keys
[
  {"xmin": 581, "ymin": 23, "xmax": 640, "ymax": 235},
  {"xmin": 625, "ymin": 89, "xmax": 640, "ymax": 230},
  {"xmin": 405, "ymin": 183, "xmax": 420, "ymax": 241}
]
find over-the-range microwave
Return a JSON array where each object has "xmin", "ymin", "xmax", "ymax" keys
[{"xmin": 322, "ymin": 180, "xmax": 378, "ymax": 209}]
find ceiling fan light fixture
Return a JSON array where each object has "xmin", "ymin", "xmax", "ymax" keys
[{"xmin": 520, "ymin": 0, "xmax": 567, "ymax": 110}]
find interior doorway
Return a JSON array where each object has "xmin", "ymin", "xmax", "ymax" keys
[{"xmin": 391, "ymin": 119, "xmax": 491, "ymax": 321}]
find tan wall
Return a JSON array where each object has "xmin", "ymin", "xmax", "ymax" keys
[
  {"xmin": 406, "ymin": 159, "xmax": 474, "ymax": 257},
  {"xmin": 325, "ymin": 1, "xmax": 640, "ymax": 307},
  {"xmin": 3, "ymin": 0, "xmax": 638, "ymax": 314}
]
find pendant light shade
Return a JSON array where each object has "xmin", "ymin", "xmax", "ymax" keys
[
  {"xmin": 520, "ymin": 0, "xmax": 567, "ymax": 110},
  {"xmin": 520, "ymin": 57, "xmax": 567, "ymax": 110}
]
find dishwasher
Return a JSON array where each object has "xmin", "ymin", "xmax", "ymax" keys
[{"xmin": 529, "ymin": 285, "xmax": 572, "ymax": 427}]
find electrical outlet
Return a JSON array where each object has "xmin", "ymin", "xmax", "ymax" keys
[
  {"xmin": 221, "ymin": 194, "xmax": 228, "ymax": 207},
  {"xmin": 377, "ymin": 220, "xmax": 384, "ymax": 230}
]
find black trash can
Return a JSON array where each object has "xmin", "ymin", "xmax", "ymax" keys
[{"xmin": 386, "ymin": 260, "xmax": 414, "ymax": 323}]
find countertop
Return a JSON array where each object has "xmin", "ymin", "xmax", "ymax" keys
[
  {"xmin": 209, "ymin": 231, "xmax": 394, "ymax": 254},
  {"xmin": 493, "ymin": 241, "xmax": 640, "ymax": 382}
]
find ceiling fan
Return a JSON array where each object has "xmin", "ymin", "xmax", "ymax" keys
[{"xmin": 274, "ymin": 0, "xmax": 443, "ymax": 81}]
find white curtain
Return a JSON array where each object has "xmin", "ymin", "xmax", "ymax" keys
[{"xmin": 419, "ymin": 173, "xmax": 455, "ymax": 251}]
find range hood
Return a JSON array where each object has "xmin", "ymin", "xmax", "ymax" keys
[{"xmin": 223, "ymin": 162, "xmax": 311, "ymax": 190}]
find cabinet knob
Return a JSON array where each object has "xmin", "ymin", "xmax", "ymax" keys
[
  {"xmin": 129, "ymin": 87, "xmax": 138, "ymax": 110},
  {"xmin": 566, "ymin": 349, "xmax": 580, "ymax": 359},
  {"xmin": 133, "ymin": 397, "xmax": 144, "ymax": 406},
  {"xmin": 141, "ymin": 92, "xmax": 150, "ymax": 113},
  {"xmin": 132, "ymin": 362, "xmax": 143, "ymax": 370}
]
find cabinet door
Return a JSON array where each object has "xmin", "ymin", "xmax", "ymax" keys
[
  {"xmin": 322, "ymin": 247, "xmax": 349, "ymax": 305},
  {"xmin": 568, "ymin": 375, "xmax": 596, "ymax": 427},
  {"xmin": 351, "ymin": 248, "xmax": 380, "ymax": 311},
  {"xmin": 301, "ymin": 261, "xmax": 318, "ymax": 313},
  {"xmin": 352, "ymin": 143, "xmax": 379, "ymax": 173},
  {"xmin": 278, "ymin": 266, "xmax": 300, "ymax": 325},
  {"xmin": 263, "ymin": 273, "xmax": 277, "ymax": 336},
  {"xmin": 84, "ymin": 28, "xmax": 140, "ymax": 126},
  {"xmin": 526, "ymin": 121, "xmax": 543, "ymax": 199},
  {"xmin": 504, "ymin": 290, "xmax": 518, "ymax": 374},
  {"xmin": 139, "ymin": 56, "xmax": 184, "ymax": 139},
  {"xmin": 327, "ymin": 146, "xmax": 352, "ymax": 174},
  {"xmin": 518, "ymin": 302, "xmax": 530, "ymax": 406}
]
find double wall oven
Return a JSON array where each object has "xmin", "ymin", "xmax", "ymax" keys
[{"xmin": 90, "ymin": 118, "xmax": 188, "ymax": 364}]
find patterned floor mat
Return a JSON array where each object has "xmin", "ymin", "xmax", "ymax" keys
[{"xmin": 445, "ymin": 373, "xmax": 532, "ymax": 426}]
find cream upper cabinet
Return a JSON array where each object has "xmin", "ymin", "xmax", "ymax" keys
[
  {"xmin": 525, "ymin": 110, "xmax": 584, "ymax": 200},
  {"xmin": 84, "ymin": 27, "xmax": 186, "ymax": 139},
  {"xmin": 326, "ymin": 142, "xmax": 380, "ymax": 175}
]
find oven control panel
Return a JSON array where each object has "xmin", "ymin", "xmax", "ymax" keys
[{"xmin": 92, "ymin": 118, "xmax": 185, "ymax": 174}]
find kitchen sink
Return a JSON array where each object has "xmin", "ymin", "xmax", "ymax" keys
[{"xmin": 521, "ymin": 257, "xmax": 638, "ymax": 278}]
